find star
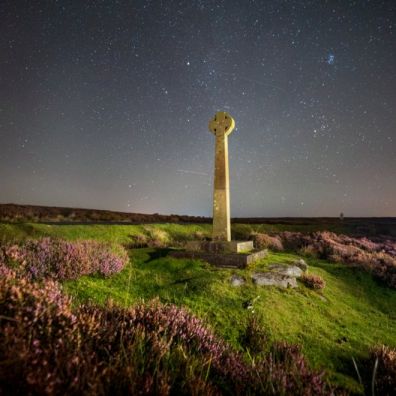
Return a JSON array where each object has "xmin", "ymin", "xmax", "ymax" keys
[
  {"xmin": 0, "ymin": 0, "xmax": 394, "ymax": 217},
  {"xmin": 326, "ymin": 53, "xmax": 335, "ymax": 65}
]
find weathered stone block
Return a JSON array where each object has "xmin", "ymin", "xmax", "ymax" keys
[
  {"xmin": 230, "ymin": 274, "xmax": 245, "ymax": 286},
  {"xmin": 267, "ymin": 264, "xmax": 303, "ymax": 278},
  {"xmin": 184, "ymin": 240, "xmax": 254, "ymax": 253},
  {"xmin": 170, "ymin": 248, "xmax": 267, "ymax": 269},
  {"xmin": 293, "ymin": 258, "xmax": 308, "ymax": 272},
  {"xmin": 251, "ymin": 272, "xmax": 297, "ymax": 288}
]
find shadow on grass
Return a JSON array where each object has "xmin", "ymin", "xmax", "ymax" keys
[
  {"xmin": 127, "ymin": 248, "xmax": 221, "ymax": 301},
  {"xmin": 146, "ymin": 248, "xmax": 174, "ymax": 261},
  {"xmin": 1, "ymin": 223, "xmax": 45, "ymax": 242}
]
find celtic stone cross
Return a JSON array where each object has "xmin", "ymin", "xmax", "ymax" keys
[{"xmin": 209, "ymin": 111, "xmax": 235, "ymax": 241}]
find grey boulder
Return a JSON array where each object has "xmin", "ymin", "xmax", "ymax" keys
[
  {"xmin": 251, "ymin": 272, "xmax": 297, "ymax": 288},
  {"xmin": 267, "ymin": 264, "xmax": 303, "ymax": 278},
  {"xmin": 293, "ymin": 258, "xmax": 308, "ymax": 272},
  {"xmin": 230, "ymin": 274, "xmax": 245, "ymax": 286}
]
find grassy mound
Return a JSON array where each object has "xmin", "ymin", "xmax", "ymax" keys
[
  {"xmin": 64, "ymin": 248, "xmax": 396, "ymax": 392},
  {"xmin": 1, "ymin": 271, "xmax": 329, "ymax": 395},
  {"xmin": 1, "ymin": 222, "xmax": 396, "ymax": 393}
]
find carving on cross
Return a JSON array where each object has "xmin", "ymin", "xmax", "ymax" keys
[{"xmin": 209, "ymin": 111, "xmax": 235, "ymax": 137}]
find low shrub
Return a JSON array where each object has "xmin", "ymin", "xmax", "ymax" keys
[
  {"xmin": 250, "ymin": 233, "xmax": 284, "ymax": 251},
  {"xmin": 0, "ymin": 272, "xmax": 332, "ymax": 395},
  {"xmin": 239, "ymin": 315, "xmax": 271, "ymax": 355},
  {"xmin": 301, "ymin": 273, "xmax": 326, "ymax": 290},
  {"xmin": 0, "ymin": 247, "xmax": 6, "ymax": 267},
  {"xmin": 280, "ymin": 231, "xmax": 312, "ymax": 251},
  {"xmin": 0, "ymin": 272, "xmax": 79, "ymax": 395},
  {"xmin": 278, "ymin": 231, "xmax": 396, "ymax": 289},
  {"xmin": 0, "ymin": 238, "xmax": 128, "ymax": 281},
  {"xmin": 258, "ymin": 341, "xmax": 328, "ymax": 396},
  {"xmin": 369, "ymin": 345, "xmax": 396, "ymax": 395}
]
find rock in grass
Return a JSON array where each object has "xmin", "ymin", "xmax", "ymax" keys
[
  {"xmin": 251, "ymin": 272, "xmax": 297, "ymax": 288},
  {"xmin": 267, "ymin": 264, "xmax": 303, "ymax": 278},
  {"xmin": 230, "ymin": 274, "xmax": 245, "ymax": 286},
  {"xmin": 293, "ymin": 258, "xmax": 308, "ymax": 272}
]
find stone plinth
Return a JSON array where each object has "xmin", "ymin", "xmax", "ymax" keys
[
  {"xmin": 170, "ymin": 248, "xmax": 268, "ymax": 269},
  {"xmin": 185, "ymin": 240, "xmax": 254, "ymax": 253}
]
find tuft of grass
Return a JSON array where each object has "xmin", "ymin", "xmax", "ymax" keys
[{"xmin": 301, "ymin": 273, "xmax": 326, "ymax": 290}]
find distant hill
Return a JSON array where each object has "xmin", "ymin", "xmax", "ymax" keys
[
  {"xmin": 0, "ymin": 204, "xmax": 209, "ymax": 224},
  {"xmin": 1, "ymin": 203, "xmax": 395, "ymax": 238}
]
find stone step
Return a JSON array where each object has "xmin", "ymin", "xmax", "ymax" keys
[
  {"xmin": 185, "ymin": 240, "xmax": 254, "ymax": 253},
  {"xmin": 170, "ymin": 249, "xmax": 267, "ymax": 268}
]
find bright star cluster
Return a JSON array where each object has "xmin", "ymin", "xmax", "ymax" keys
[{"xmin": 0, "ymin": 0, "xmax": 395, "ymax": 216}]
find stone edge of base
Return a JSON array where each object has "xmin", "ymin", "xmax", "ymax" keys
[
  {"xmin": 170, "ymin": 248, "xmax": 268, "ymax": 268},
  {"xmin": 185, "ymin": 240, "xmax": 255, "ymax": 253}
]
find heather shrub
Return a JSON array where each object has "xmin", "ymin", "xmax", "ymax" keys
[
  {"xmin": 239, "ymin": 314, "xmax": 271, "ymax": 355},
  {"xmin": 250, "ymin": 233, "xmax": 284, "ymax": 251},
  {"xmin": 257, "ymin": 341, "xmax": 328, "ymax": 396},
  {"xmin": 0, "ymin": 273, "xmax": 332, "ymax": 395},
  {"xmin": 0, "ymin": 274, "xmax": 230, "ymax": 395},
  {"xmin": 91, "ymin": 243, "xmax": 128, "ymax": 277},
  {"xmin": 301, "ymin": 273, "xmax": 326, "ymax": 290},
  {"xmin": 0, "ymin": 273, "xmax": 79, "ymax": 395},
  {"xmin": 280, "ymin": 231, "xmax": 312, "ymax": 251},
  {"xmin": 353, "ymin": 237, "xmax": 381, "ymax": 252},
  {"xmin": 352, "ymin": 251, "xmax": 396, "ymax": 289},
  {"xmin": 0, "ymin": 247, "xmax": 7, "ymax": 271},
  {"xmin": 0, "ymin": 238, "xmax": 128, "ymax": 281},
  {"xmin": 369, "ymin": 345, "xmax": 396, "ymax": 396},
  {"xmin": 278, "ymin": 231, "xmax": 396, "ymax": 289},
  {"xmin": 0, "ymin": 261, "xmax": 15, "ymax": 278}
]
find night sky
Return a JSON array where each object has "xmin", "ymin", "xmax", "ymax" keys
[{"xmin": 1, "ymin": 0, "xmax": 395, "ymax": 217}]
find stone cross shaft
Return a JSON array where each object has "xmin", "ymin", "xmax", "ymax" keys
[{"xmin": 209, "ymin": 111, "xmax": 235, "ymax": 241}]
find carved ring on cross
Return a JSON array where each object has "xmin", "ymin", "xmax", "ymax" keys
[{"xmin": 209, "ymin": 111, "xmax": 235, "ymax": 137}]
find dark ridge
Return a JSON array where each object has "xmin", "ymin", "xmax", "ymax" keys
[
  {"xmin": 1, "ymin": 203, "xmax": 395, "ymax": 238},
  {"xmin": 0, "ymin": 203, "xmax": 210, "ymax": 224}
]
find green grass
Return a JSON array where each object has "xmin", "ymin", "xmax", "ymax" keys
[
  {"xmin": 232, "ymin": 222, "xmax": 346, "ymax": 237},
  {"xmin": 63, "ymin": 249, "xmax": 396, "ymax": 392},
  {"xmin": 0, "ymin": 222, "xmax": 212, "ymax": 244},
  {"xmin": 1, "ymin": 222, "xmax": 396, "ymax": 393},
  {"xmin": 0, "ymin": 220, "xmax": 359, "ymax": 244}
]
